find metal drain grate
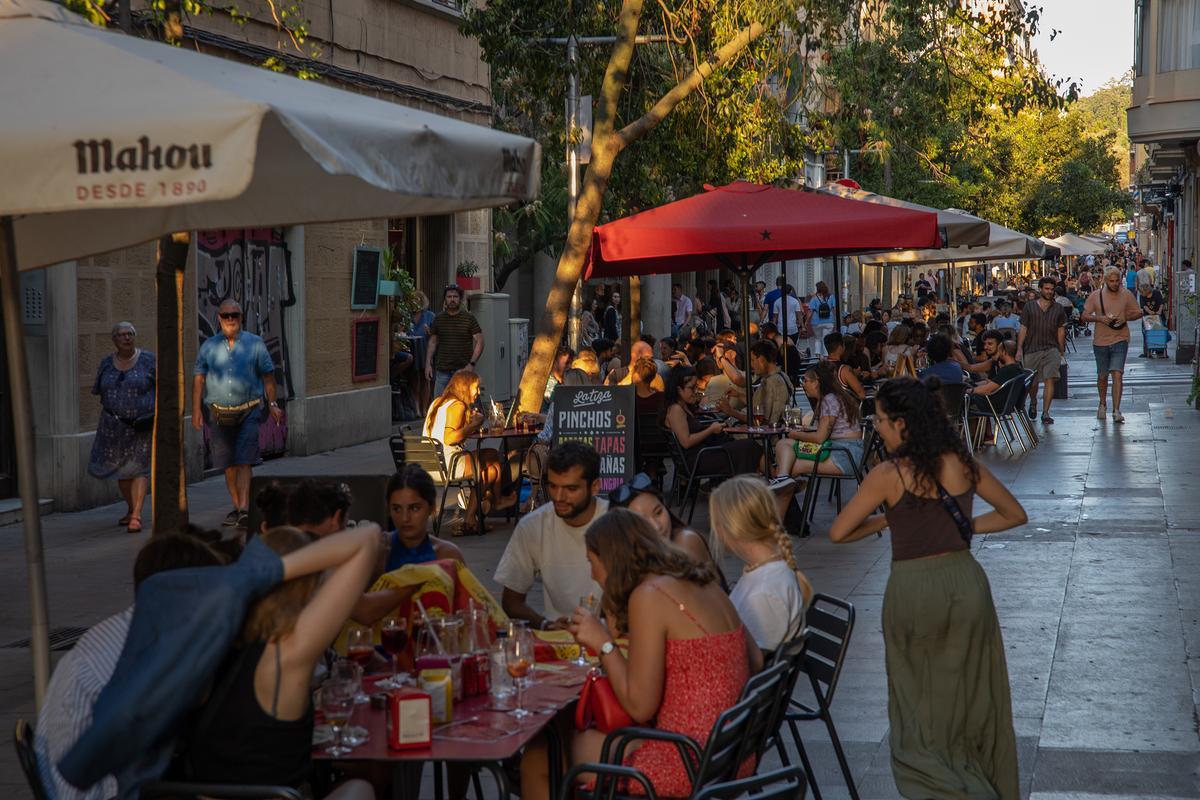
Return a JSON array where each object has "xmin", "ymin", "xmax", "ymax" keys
[{"xmin": 2, "ymin": 626, "xmax": 90, "ymax": 651}]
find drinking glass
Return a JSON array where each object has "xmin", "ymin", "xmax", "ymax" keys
[
  {"xmin": 572, "ymin": 594, "xmax": 601, "ymax": 666},
  {"xmin": 378, "ymin": 615, "xmax": 409, "ymax": 689},
  {"xmin": 346, "ymin": 626, "xmax": 374, "ymax": 670},
  {"xmin": 502, "ymin": 633, "xmax": 534, "ymax": 719},
  {"xmin": 320, "ymin": 679, "xmax": 356, "ymax": 756},
  {"xmin": 331, "ymin": 658, "xmax": 368, "ymax": 704}
]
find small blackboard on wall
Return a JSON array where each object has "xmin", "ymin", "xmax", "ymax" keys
[
  {"xmin": 351, "ymin": 317, "xmax": 380, "ymax": 382},
  {"xmin": 551, "ymin": 385, "xmax": 635, "ymax": 495},
  {"xmin": 351, "ymin": 246, "xmax": 382, "ymax": 309}
]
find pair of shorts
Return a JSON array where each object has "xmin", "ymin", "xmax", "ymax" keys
[
  {"xmin": 1022, "ymin": 348, "xmax": 1061, "ymax": 382},
  {"xmin": 1093, "ymin": 340, "xmax": 1129, "ymax": 375},
  {"xmin": 206, "ymin": 411, "xmax": 261, "ymax": 470}
]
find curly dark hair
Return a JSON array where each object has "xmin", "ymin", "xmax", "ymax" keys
[
  {"xmin": 875, "ymin": 376, "xmax": 978, "ymax": 493},
  {"xmin": 805, "ymin": 362, "xmax": 859, "ymax": 427},
  {"xmin": 585, "ymin": 508, "xmax": 716, "ymax": 634}
]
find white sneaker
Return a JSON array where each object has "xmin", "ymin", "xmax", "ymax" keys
[
  {"xmin": 767, "ymin": 476, "xmax": 796, "ymax": 493},
  {"xmin": 1112, "ymin": 411, "xmax": 1125, "ymax": 423},
  {"xmin": 1097, "ymin": 404, "xmax": 1106, "ymax": 420}
]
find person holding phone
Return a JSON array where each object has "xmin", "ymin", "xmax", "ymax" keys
[{"xmin": 1081, "ymin": 266, "xmax": 1142, "ymax": 423}]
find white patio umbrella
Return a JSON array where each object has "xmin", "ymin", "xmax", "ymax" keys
[
  {"xmin": 0, "ymin": 0, "xmax": 540, "ymax": 704},
  {"xmin": 1041, "ymin": 233, "xmax": 1105, "ymax": 257},
  {"xmin": 860, "ymin": 209, "xmax": 1048, "ymax": 266}
]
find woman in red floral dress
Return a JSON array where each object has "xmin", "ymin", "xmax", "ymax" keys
[{"xmin": 521, "ymin": 508, "xmax": 762, "ymax": 800}]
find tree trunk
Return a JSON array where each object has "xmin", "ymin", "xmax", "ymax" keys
[
  {"xmin": 152, "ymin": 232, "xmax": 191, "ymax": 535},
  {"xmin": 516, "ymin": 6, "xmax": 767, "ymax": 411}
]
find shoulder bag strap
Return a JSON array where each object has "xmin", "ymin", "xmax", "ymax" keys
[{"xmin": 934, "ymin": 482, "xmax": 974, "ymax": 543}]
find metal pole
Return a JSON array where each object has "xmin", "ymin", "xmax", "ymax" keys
[
  {"xmin": 0, "ymin": 217, "xmax": 50, "ymax": 708},
  {"xmin": 566, "ymin": 35, "xmax": 583, "ymax": 352},
  {"xmin": 833, "ymin": 258, "xmax": 842, "ymax": 334},
  {"xmin": 739, "ymin": 268, "xmax": 755, "ymax": 421}
]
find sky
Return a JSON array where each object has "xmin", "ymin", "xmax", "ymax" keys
[{"xmin": 1030, "ymin": 0, "xmax": 1135, "ymax": 96}]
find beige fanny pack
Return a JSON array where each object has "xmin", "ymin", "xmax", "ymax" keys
[{"xmin": 209, "ymin": 398, "xmax": 261, "ymax": 427}]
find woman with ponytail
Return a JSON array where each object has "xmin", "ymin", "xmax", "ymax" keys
[
  {"xmin": 829, "ymin": 377, "xmax": 1027, "ymax": 800},
  {"xmin": 709, "ymin": 476, "xmax": 812, "ymax": 653}
]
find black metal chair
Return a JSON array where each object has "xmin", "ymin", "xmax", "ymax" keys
[
  {"xmin": 636, "ymin": 413, "xmax": 672, "ymax": 488},
  {"xmin": 562, "ymin": 685, "xmax": 766, "ymax": 800},
  {"xmin": 966, "ymin": 375, "xmax": 1027, "ymax": 456},
  {"xmin": 691, "ymin": 767, "xmax": 808, "ymax": 800},
  {"xmin": 664, "ymin": 430, "xmax": 736, "ymax": 525},
  {"xmin": 780, "ymin": 595, "xmax": 858, "ymax": 800},
  {"xmin": 936, "ymin": 383, "xmax": 971, "ymax": 448},
  {"xmin": 388, "ymin": 429, "xmax": 478, "ymax": 534},
  {"xmin": 13, "ymin": 720, "xmax": 302, "ymax": 800},
  {"xmin": 794, "ymin": 441, "xmax": 867, "ymax": 537}
]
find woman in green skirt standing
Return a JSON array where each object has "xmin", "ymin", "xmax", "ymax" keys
[{"xmin": 830, "ymin": 377, "xmax": 1027, "ymax": 799}]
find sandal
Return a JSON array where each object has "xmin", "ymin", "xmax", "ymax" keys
[
  {"xmin": 118, "ymin": 514, "xmax": 131, "ymax": 527},
  {"xmin": 126, "ymin": 517, "xmax": 143, "ymax": 533}
]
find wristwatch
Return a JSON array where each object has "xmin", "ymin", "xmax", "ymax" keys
[{"xmin": 599, "ymin": 640, "xmax": 616, "ymax": 657}]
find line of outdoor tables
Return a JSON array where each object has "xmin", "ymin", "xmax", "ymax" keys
[{"xmin": 313, "ymin": 662, "xmax": 591, "ymax": 800}]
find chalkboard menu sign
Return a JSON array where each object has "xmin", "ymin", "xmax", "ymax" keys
[
  {"xmin": 551, "ymin": 385, "xmax": 635, "ymax": 494},
  {"xmin": 351, "ymin": 317, "xmax": 380, "ymax": 382},
  {"xmin": 351, "ymin": 246, "xmax": 382, "ymax": 309}
]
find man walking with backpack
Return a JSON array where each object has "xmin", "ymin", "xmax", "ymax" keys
[{"xmin": 809, "ymin": 281, "xmax": 836, "ymax": 356}]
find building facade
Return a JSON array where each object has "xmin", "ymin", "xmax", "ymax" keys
[
  {"xmin": 6, "ymin": 0, "xmax": 496, "ymax": 511},
  {"xmin": 1127, "ymin": 0, "xmax": 1200, "ymax": 361}
]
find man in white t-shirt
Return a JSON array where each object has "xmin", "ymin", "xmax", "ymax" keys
[
  {"xmin": 671, "ymin": 283, "xmax": 693, "ymax": 337},
  {"xmin": 495, "ymin": 442, "xmax": 608, "ymax": 629},
  {"xmin": 771, "ymin": 284, "xmax": 803, "ymax": 339}
]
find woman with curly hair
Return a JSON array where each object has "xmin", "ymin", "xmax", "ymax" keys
[
  {"xmin": 829, "ymin": 377, "xmax": 1027, "ymax": 799},
  {"xmin": 519, "ymin": 509, "xmax": 760, "ymax": 800},
  {"xmin": 773, "ymin": 362, "xmax": 863, "ymax": 482}
]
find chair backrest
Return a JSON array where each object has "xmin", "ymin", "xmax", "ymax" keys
[
  {"xmin": 692, "ymin": 693, "xmax": 760, "ymax": 788},
  {"xmin": 663, "ymin": 428, "xmax": 691, "ymax": 477},
  {"xmin": 802, "ymin": 594, "xmax": 855, "ymax": 708},
  {"xmin": 636, "ymin": 413, "xmax": 671, "ymax": 467},
  {"xmin": 999, "ymin": 374, "xmax": 1029, "ymax": 415},
  {"xmin": 398, "ymin": 430, "xmax": 450, "ymax": 482},
  {"xmin": 388, "ymin": 433, "xmax": 406, "ymax": 472},
  {"xmin": 735, "ymin": 661, "xmax": 790, "ymax": 762},
  {"xmin": 14, "ymin": 720, "xmax": 51, "ymax": 800},
  {"xmin": 937, "ymin": 383, "xmax": 966, "ymax": 423},
  {"xmin": 692, "ymin": 766, "xmax": 808, "ymax": 800}
]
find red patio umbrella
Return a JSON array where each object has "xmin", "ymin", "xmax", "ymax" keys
[{"xmin": 584, "ymin": 181, "xmax": 941, "ymax": 416}]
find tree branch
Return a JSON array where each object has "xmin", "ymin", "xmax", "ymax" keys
[{"xmin": 615, "ymin": 21, "xmax": 767, "ymax": 149}]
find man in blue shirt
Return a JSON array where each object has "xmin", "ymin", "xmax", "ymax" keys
[
  {"xmin": 192, "ymin": 299, "xmax": 282, "ymax": 528},
  {"xmin": 918, "ymin": 334, "xmax": 966, "ymax": 385}
]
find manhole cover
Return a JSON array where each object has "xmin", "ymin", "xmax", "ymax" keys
[{"xmin": 2, "ymin": 626, "xmax": 90, "ymax": 651}]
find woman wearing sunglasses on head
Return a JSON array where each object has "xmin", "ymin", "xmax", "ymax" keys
[{"xmin": 608, "ymin": 473, "xmax": 724, "ymax": 587}]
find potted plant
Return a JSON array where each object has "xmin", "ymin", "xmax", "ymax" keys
[
  {"xmin": 378, "ymin": 247, "xmax": 402, "ymax": 296},
  {"xmin": 456, "ymin": 259, "xmax": 481, "ymax": 291}
]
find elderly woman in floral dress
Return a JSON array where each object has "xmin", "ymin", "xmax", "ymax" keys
[{"xmin": 89, "ymin": 321, "xmax": 156, "ymax": 533}]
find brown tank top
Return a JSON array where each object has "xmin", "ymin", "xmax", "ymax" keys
[{"xmin": 885, "ymin": 476, "xmax": 974, "ymax": 562}]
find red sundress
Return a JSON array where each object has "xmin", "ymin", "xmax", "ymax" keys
[{"xmin": 626, "ymin": 584, "xmax": 753, "ymax": 797}]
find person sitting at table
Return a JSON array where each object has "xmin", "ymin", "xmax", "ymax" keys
[
  {"xmin": 569, "ymin": 349, "xmax": 601, "ymax": 384},
  {"xmin": 882, "ymin": 325, "xmax": 916, "ymax": 373},
  {"xmin": 663, "ymin": 365, "xmax": 764, "ymax": 477},
  {"xmin": 287, "ymin": 478, "xmax": 353, "ymax": 537},
  {"xmin": 718, "ymin": 339, "xmax": 793, "ymax": 426},
  {"xmin": 773, "ymin": 362, "xmax": 864, "ymax": 483},
  {"xmin": 630, "ymin": 357, "xmax": 665, "ymax": 416},
  {"xmin": 822, "ymin": 332, "xmax": 867, "ymax": 400},
  {"xmin": 182, "ymin": 525, "xmax": 381, "ymax": 800},
  {"xmin": 423, "ymin": 369, "xmax": 514, "ymax": 534},
  {"xmin": 519, "ymin": 509, "xmax": 761, "ymax": 800},
  {"xmin": 495, "ymin": 442, "xmax": 608, "ymax": 630},
  {"xmin": 709, "ymin": 476, "xmax": 812, "ymax": 654},
  {"xmin": 543, "ymin": 345, "xmax": 574, "ymax": 409},
  {"xmin": 384, "ymin": 463, "xmax": 464, "ymax": 570},
  {"xmin": 608, "ymin": 472, "xmax": 722, "ymax": 581},
  {"xmin": 918, "ymin": 334, "xmax": 967, "ymax": 386},
  {"xmin": 255, "ymin": 481, "xmax": 292, "ymax": 536}
]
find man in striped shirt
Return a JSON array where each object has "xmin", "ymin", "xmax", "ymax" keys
[
  {"xmin": 1016, "ymin": 277, "xmax": 1067, "ymax": 424},
  {"xmin": 36, "ymin": 535, "xmax": 224, "ymax": 800}
]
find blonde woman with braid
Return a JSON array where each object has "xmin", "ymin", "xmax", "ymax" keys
[{"xmin": 709, "ymin": 476, "xmax": 812, "ymax": 653}]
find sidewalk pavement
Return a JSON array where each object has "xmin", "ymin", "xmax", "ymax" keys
[{"xmin": 2, "ymin": 325, "xmax": 1199, "ymax": 798}]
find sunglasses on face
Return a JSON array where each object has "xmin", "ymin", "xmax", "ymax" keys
[
  {"xmin": 608, "ymin": 472, "xmax": 653, "ymax": 505},
  {"xmin": 219, "ymin": 312, "xmax": 241, "ymax": 320}
]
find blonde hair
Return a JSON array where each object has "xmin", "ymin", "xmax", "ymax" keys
[
  {"xmin": 570, "ymin": 351, "xmax": 600, "ymax": 381},
  {"xmin": 707, "ymin": 476, "xmax": 797, "ymax": 572},
  {"xmin": 1104, "ymin": 265, "xmax": 1121, "ymax": 280},
  {"xmin": 241, "ymin": 526, "xmax": 318, "ymax": 645}
]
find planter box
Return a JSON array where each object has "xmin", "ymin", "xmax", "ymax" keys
[
  {"xmin": 378, "ymin": 279, "xmax": 400, "ymax": 296},
  {"xmin": 456, "ymin": 275, "xmax": 481, "ymax": 291}
]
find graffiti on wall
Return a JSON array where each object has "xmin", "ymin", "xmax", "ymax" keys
[{"xmin": 196, "ymin": 229, "xmax": 296, "ymax": 460}]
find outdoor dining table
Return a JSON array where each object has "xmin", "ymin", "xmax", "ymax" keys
[
  {"xmin": 465, "ymin": 426, "xmax": 541, "ymax": 535},
  {"xmin": 725, "ymin": 424, "xmax": 789, "ymax": 465},
  {"xmin": 314, "ymin": 663, "xmax": 591, "ymax": 800}
]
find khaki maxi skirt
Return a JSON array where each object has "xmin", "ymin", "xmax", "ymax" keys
[{"xmin": 882, "ymin": 550, "xmax": 1019, "ymax": 800}]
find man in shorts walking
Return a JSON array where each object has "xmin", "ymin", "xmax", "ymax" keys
[
  {"xmin": 1082, "ymin": 266, "xmax": 1143, "ymax": 423},
  {"xmin": 192, "ymin": 299, "xmax": 282, "ymax": 528},
  {"xmin": 1016, "ymin": 277, "xmax": 1067, "ymax": 424}
]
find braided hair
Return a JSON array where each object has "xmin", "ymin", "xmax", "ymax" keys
[
  {"xmin": 708, "ymin": 475, "xmax": 797, "ymax": 572},
  {"xmin": 875, "ymin": 376, "xmax": 978, "ymax": 493}
]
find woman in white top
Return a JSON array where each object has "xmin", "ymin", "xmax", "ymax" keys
[
  {"xmin": 882, "ymin": 324, "xmax": 916, "ymax": 371},
  {"xmin": 709, "ymin": 475, "xmax": 813, "ymax": 653},
  {"xmin": 423, "ymin": 369, "xmax": 513, "ymax": 533}
]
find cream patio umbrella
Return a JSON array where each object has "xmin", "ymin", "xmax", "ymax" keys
[
  {"xmin": 1042, "ymin": 233, "xmax": 1106, "ymax": 257},
  {"xmin": 0, "ymin": 0, "xmax": 540, "ymax": 704}
]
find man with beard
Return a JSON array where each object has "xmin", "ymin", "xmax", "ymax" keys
[{"xmin": 495, "ymin": 442, "xmax": 608, "ymax": 630}]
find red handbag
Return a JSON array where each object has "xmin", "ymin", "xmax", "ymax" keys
[{"xmin": 575, "ymin": 668, "xmax": 633, "ymax": 733}]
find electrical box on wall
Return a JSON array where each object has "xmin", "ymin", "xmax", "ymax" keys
[{"xmin": 467, "ymin": 293, "xmax": 511, "ymax": 403}]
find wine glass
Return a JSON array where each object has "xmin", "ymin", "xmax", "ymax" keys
[
  {"xmin": 320, "ymin": 679, "xmax": 356, "ymax": 756},
  {"xmin": 346, "ymin": 626, "xmax": 374, "ymax": 670},
  {"xmin": 503, "ymin": 633, "xmax": 534, "ymax": 719},
  {"xmin": 331, "ymin": 658, "xmax": 368, "ymax": 705},
  {"xmin": 378, "ymin": 615, "xmax": 409, "ymax": 689},
  {"xmin": 572, "ymin": 594, "xmax": 600, "ymax": 666}
]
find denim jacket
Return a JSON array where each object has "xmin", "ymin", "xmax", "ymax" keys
[{"xmin": 59, "ymin": 537, "xmax": 283, "ymax": 798}]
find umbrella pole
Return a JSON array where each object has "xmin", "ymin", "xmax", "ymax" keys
[
  {"xmin": 0, "ymin": 217, "xmax": 51, "ymax": 708},
  {"xmin": 739, "ymin": 269, "xmax": 754, "ymax": 422},
  {"xmin": 834, "ymin": 258, "xmax": 842, "ymax": 333}
]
